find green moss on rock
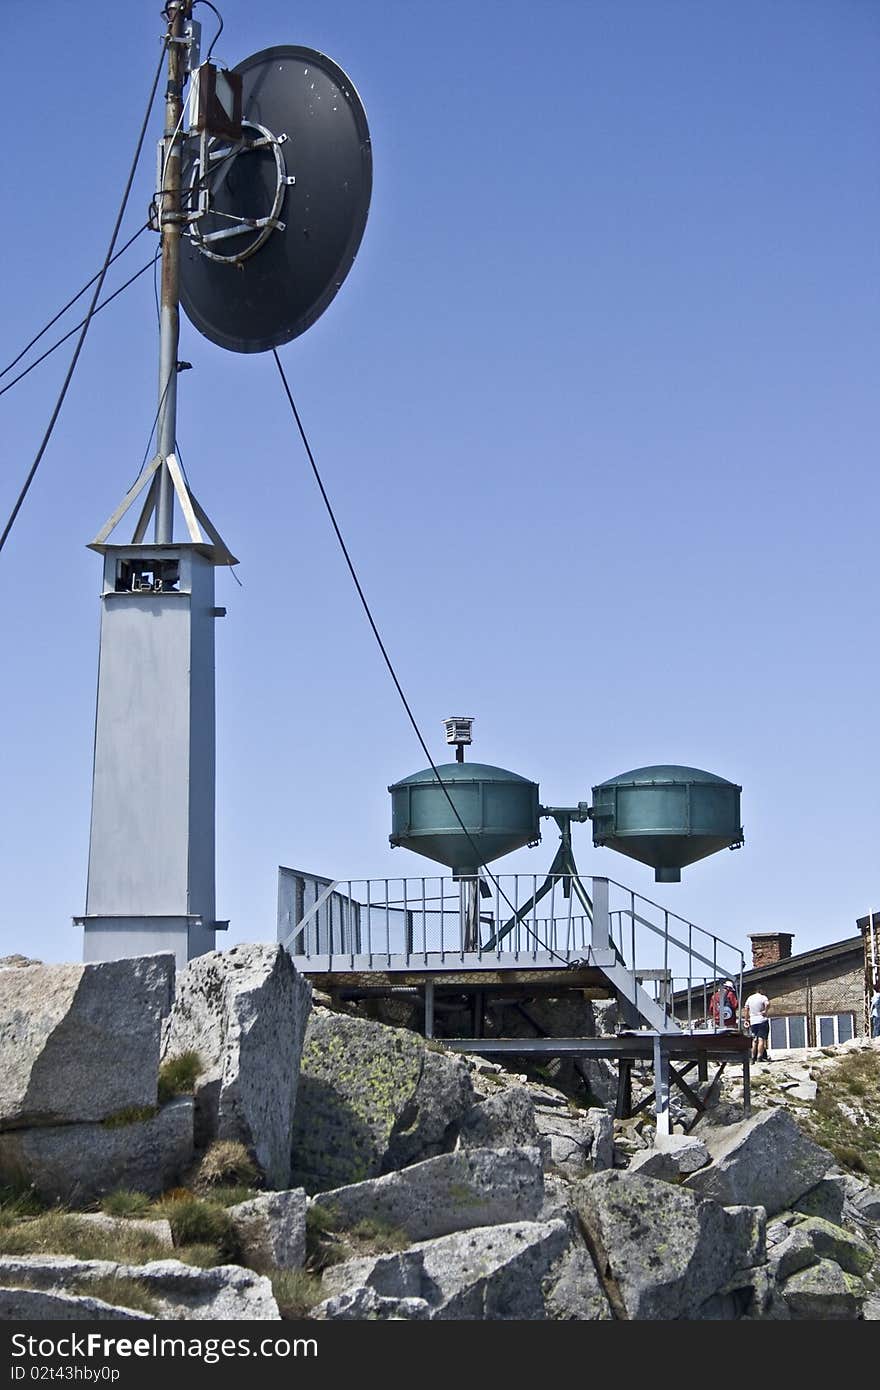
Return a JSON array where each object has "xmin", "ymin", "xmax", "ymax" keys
[
  {"xmin": 289, "ymin": 1012, "xmax": 473, "ymax": 1194},
  {"xmin": 290, "ymin": 1014, "xmax": 425, "ymax": 1193}
]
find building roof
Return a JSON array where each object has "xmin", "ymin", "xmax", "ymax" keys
[
  {"xmin": 740, "ymin": 934, "xmax": 863, "ymax": 989},
  {"xmin": 672, "ymin": 933, "xmax": 864, "ymax": 1008}
]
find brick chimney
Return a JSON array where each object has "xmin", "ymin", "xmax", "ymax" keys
[{"xmin": 748, "ymin": 932, "xmax": 794, "ymax": 969}]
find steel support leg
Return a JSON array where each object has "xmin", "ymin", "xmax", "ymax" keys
[
  {"xmin": 654, "ymin": 1035, "xmax": 672, "ymax": 1137},
  {"xmin": 482, "ymin": 830, "xmax": 594, "ymax": 953},
  {"xmin": 472, "ymin": 989, "xmax": 484, "ymax": 1039},
  {"xmin": 424, "ymin": 981, "xmax": 435, "ymax": 1039},
  {"xmin": 616, "ymin": 1058, "xmax": 633, "ymax": 1119},
  {"xmin": 742, "ymin": 1053, "xmax": 751, "ymax": 1117}
]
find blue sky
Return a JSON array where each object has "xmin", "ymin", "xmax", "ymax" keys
[{"xmin": 1, "ymin": 0, "xmax": 877, "ymax": 964}]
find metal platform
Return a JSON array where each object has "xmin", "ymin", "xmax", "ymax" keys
[
  {"xmin": 279, "ymin": 868, "xmax": 750, "ymax": 1129},
  {"xmin": 281, "ymin": 869, "xmax": 745, "ymax": 1021}
]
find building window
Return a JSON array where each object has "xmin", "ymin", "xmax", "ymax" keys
[
  {"xmin": 770, "ymin": 1015, "xmax": 808, "ymax": 1051},
  {"xmin": 816, "ymin": 1013, "xmax": 855, "ymax": 1046}
]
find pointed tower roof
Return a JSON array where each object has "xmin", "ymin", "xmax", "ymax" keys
[{"xmin": 88, "ymin": 454, "xmax": 237, "ymax": 566}]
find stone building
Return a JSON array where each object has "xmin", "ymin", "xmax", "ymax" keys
[{"xmin": 673, "ymin": 919, "xmax": 878, "ymax": 1050}]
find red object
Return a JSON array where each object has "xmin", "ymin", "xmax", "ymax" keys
[{"xmin": 709, "ymin": 985, "xmax": 739, "ymax": 1026}]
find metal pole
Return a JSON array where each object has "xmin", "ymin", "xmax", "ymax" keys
[
  {"xmin": 155, "ymin": 1, "xmax": 190, "ymax": 542},
  {"xmin": 742, "ymin": 1053, "xmax": 751, "ymax": 1118},
  {"xmin": 590, "ymin": 876, "xmax": 609, "ymax": 959},
  {"xmin": 469, "ymin": 877, "xmax": 479, "ymax": 953},
  {"xmin": 663, "ymin": 909, "xmax": 669, "ymax": 1011},
  {"xmin": 868, "ymin": 912, "xmax": 877, "ymax": 1037},
  {"xmin": 653, "ymin": 1035, "xmax": 671, "ymax": 1137},
  {"xmin": 459, "ymin": 879, "xmax": 467, "ymax": 957},
  {"xmin": 424, "ymin": 980, "xmax": 435, "ymax": 1039}
]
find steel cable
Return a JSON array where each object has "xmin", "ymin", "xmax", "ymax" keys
[
  {"xmin": 0, "ymin": 253, "xmax": 160, "ymax": 403},
  {"xmin": 0, "ymin": 40, "xmax": 168, "ymax": 556},
  {"xmin": 0, "ymin": 225, "xmax": 150, "ymax": 384},
  {"xmin": 272, "ymin": 349, "xmax": 572, "ymax": 965}
]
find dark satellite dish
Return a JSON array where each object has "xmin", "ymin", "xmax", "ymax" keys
[{"xmin": 179, "ymin": 46, "xmax": 372, "ymax": 353}]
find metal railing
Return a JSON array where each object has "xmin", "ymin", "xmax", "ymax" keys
[
  {"xmin": 605, "ymin": 878, "xmax": 745, "ymax": 1030},
  {"xmin": 279, "ymin": 872, "xmax": 594, "ymax": 964},
  {"xmin": 277, "ymin": 869, "xmax": 745, "ymax": 1030}
]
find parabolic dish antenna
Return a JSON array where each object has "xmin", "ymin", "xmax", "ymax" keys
[{"xmin": 179, "ymin": 45, "xmax": 372, "ymax": 353}]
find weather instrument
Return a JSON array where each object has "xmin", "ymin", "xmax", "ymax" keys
[
  {"xmin": 79, "ymin": 4, "xmax": 371, "ymax": 967},
  {"xmin": 389, "ymin": 720, "xmax": 743, "ymax": 951}
]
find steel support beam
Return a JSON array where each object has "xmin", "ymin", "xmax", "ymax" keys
[
  {"xmin": 424, "ymin": 980, "xmax": 435, "ymax": 1039},
  {"xmin": 653, "ymin": 1035, "xmax": 671, "ymax": 1137}
]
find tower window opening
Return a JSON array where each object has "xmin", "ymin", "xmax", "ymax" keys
[{"xmin": 115, "ymin": 559, "xmax": 180, "ymax": 593}]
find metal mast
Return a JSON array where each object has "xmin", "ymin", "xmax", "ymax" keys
[
  {"xmin": 79, "ymin": 1, "xmax": 236, "ymax": 970},
  {"xmin": 80, "ymin": 18, "xmax": 368, "ymax": 969},
  {"xmin": 155, "ymin": 0, "xmax": 190, "ymax": 543}
]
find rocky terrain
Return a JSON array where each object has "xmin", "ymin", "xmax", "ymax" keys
[{"xmin": 1, "ymin": 948, "xmax": 878, "ymax": 1320}]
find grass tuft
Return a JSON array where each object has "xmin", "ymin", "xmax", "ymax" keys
[
  {"xmin": 271, "ymin": 1269, "xmax": 325, "ymax": 1319},
  {"xmin": 176, "ymin": 1242, "xmax": 226, "ymax": 1268},
  {"xmin": 102, "ymin": 1106, "xmax": 157, "ymax": 1129},
  {"xmin": 306, "ymin": 1204, "xmax": 340, "ymax": 1236},
  {"xmin": 154, "ymin": 1193, "xmax": 238, "ymax": 1259},
  {"xmin": 0, "ymin": 1188, "xmax": 238, "ymax": 1273},
  {"xmin": 190, "ymin": 1140, "xmax": 259, "ymax": 1192},
  {"xmin": 0, "ymin": 1213, "xmax": 169, "ymax": 1264},
  {"xmin": 74, "ymin": 1276, "xmax": 161, "ymax": 1316},
  {"xmin": 832, "ymin": 1145, "xmax": 869, "ymax": 1173},
  {"xmin": 0, "ymin": 1185, "xmax": 46, "ymax": 1225},
  {"xmin": 157, "ymin": 1051, "xmax": 202, "ymax": 1104},
  {"xmin": 99, "ymin": 1191, "xmax": 154, "ymax": 1219},
  {"xmin": 304, "ymin": 1203, "xmax": 341, "ymax": 1268},
  {"xmin": 200, "ymin": 1184, "xmax": 259, "ymax": 1209},
  {"xmin": 347, "ymin": 1217, "xmax": 410, "ymax": 1253},
  {"xmin": 303, "ymin": 1204, "xmax": 410, "ymax": 1271}
]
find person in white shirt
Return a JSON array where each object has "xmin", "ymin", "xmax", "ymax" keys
[{"xmin": 743, "ymin": 990, "xmax": 771, "ymax": 1062}]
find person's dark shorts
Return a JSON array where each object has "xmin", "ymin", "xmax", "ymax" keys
[{"xmin": 750, "ymin": 1020, "xmax": 769, "ymax": 1040}]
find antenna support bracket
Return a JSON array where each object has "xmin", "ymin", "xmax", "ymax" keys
[{"xmin": 185, "ymin": 120, "xmax": 292, "ymax": 264}]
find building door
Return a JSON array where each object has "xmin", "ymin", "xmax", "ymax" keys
[{"xmin": 815, "ymin": 1013, "xmax": 855, "ymax": 1046}]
